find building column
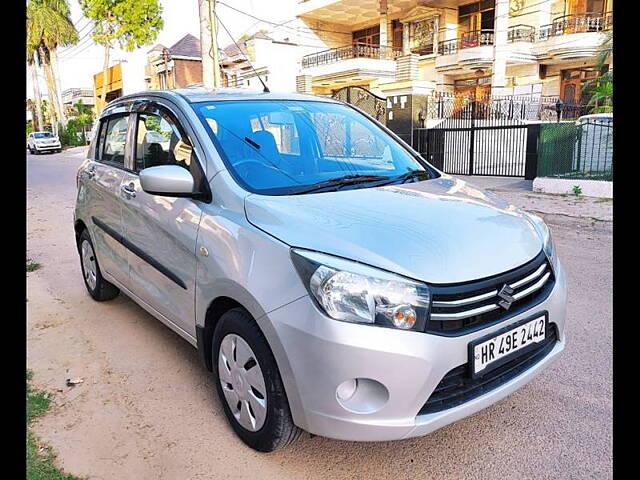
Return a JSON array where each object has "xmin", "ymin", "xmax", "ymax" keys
[
  {"xmin": 396, "ymin": 54, "xmax": 419, "ymax": 81},
  {"xmin": 432, "ymin": 15, "xmax": 440, "ymax": 55},
  {"xmin": 296, "ymin": 75, "xmax": 313, "ymax": 94},
  {"xmin": 491, "ymin": 0, "xmax": 509, "ymax": 96},
  {"xmin": 379, "ymin": 0, "xmax": 388, "ymax": 59},
  {"xmin": 403, "ymin": 22, "xmax": 410, "ymax": 55},
  {"xmin": 538, "ymin": 0, "xmax": 552, "ymax": 28}
]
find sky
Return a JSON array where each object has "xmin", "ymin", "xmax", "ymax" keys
[{"xmin": 26, "ymin": 0, "xmax": 300, "ymax": 99}]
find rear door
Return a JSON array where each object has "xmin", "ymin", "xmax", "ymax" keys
[
  {"xmin": 83, "ymin": 113, "xmax": 132, "ymax": 287},
  {"xmin": 119, "ymin": 101, "xmax": 205, "ymax": 338}
]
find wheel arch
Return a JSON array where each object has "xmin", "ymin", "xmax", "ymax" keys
[
  {"xmin": 74, "ymin": 219, "xmax": 88, "ymax": 252},
  {"xmin": 196, "ymin": 289, "xmax": 308, "ymax": 431},
  {"xmin": 197, "ymin": 296, "xmax": 244, "ymax": 372}
]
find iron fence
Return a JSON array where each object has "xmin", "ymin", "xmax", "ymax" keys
[
  {"xmin": 421, "ymin": 92, "xmax": 591, "ymax": 124},
  {"xmin": 537, "ymin": 120, "xmax": 613, "ymax": 181}
]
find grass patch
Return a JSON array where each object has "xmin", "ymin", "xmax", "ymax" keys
[
  {"xmin": 27, "ymin": 259, "xmax": 42, "ymax": 272},
  {"xmin": 27, "ymin": 370, "xmax": 81, "ymax": 480}
]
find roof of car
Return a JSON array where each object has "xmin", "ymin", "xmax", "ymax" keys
[{"xmin": 109, "ymin": 87, "xmax": 340, "ymax": 107}]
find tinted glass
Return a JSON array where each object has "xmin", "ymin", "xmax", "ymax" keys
[
  {"xmin": 33, "ymin": 132, "xmax": 54, "ymax": 139},
  {"xmin": 194, "ymin": 100, "xmax": 429, "ymax": 195},
  {"xmin": 101, "ymin": 115, "xmax": 129, "ymax": 165},
  {"xmin": 134, "ymin": 113, "xmax": 192, "ymax": 172}
]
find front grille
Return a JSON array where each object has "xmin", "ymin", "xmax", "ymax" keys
[
  {"xmin": 418, "ymin": 323, "xmax": 558, "ymax": 415},
  {"xmin": 427, "ymin": 251, "xmax": 555, "ymax": 335}
]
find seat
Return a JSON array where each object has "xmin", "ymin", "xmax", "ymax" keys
[
  {"xmin": 250, "ymin": 130, "xmax": 280, "ymax": 162},
  {"xmin": 145, "ymin": 143, "xmax": 167, "ymax": 167}
]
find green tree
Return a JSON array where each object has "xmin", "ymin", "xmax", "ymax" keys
[
  {"xmin": 69, "ymin": 100, "xmax": 95, "ymax": 144},
  {"xmin": 26, "ymin": 99, "xmax": 39, "ymax": 132},
  {"xmin": 79, "ymin": 0, "xmax": 164, "ymax": 110},
  {"xmin": 40, "ymin": 99, "xmax": 50, "ymax": 128},
  {"xmin": 582, "ymin": 30, "xmax": 613, "ymax": 113},
  {"xmin": 27, "ymin": 0, "xmax": 78, "ymax": 129}
]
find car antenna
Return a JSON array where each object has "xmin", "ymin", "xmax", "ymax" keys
[{"xmin": 211, "ymin": 8, "xmax": 270, "ymax": 93}]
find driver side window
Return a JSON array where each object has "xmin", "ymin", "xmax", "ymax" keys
[{"xmin": 134, "ymin": 112, "xmax": 192, "ymax": 172}]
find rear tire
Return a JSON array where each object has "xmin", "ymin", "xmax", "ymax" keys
[
  {"xmin": 78, "ymin": 229, "xmax": 119, "ymax": 301},
  {"xmin": 212, "ymin": 308, "xmax": 303, "ymax": 452}
]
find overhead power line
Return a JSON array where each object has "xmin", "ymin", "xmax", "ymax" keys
[{"xmin": 212, "ymin": 5, "xmax": 270, "ymax": 92}]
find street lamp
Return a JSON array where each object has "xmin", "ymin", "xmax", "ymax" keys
[{"xmin": 555, "ymin": 98, "xmax": 564, "ymax": 123}]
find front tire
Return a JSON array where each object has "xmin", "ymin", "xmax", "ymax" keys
[
  {"xmin": 78, "ymin": 229, "xmax": 119, "ymax": 301},
  {"xmin": 212, "ymin": 308, "xmax": 303, "ymax": 452}
]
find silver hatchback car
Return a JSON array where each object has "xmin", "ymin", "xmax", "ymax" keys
[{"xmin": 74, "ymin": 88, "xmax": 567, "ymax": 452}]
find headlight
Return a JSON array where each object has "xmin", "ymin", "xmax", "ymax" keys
[
  {"xmin": 524, "ymin": 212, "xmax": 555, "ymax": 264},
  {"xmin": 290, "ymin": 249, "xmax": 430, "ymax": 331}
]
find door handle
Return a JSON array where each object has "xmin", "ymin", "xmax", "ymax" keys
[
  {"xmin": 121, "ymin": 183, "xmax": 136, "ymax": 198},
  {"xmin": 85, "ymin": 167, "xmax": 96, "ymax": 179}
]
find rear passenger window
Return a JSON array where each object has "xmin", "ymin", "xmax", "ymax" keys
[
  {"xmin": 135, "ymin": 113, "xmax": 192, "ymax": 172},
  {"xmin": 100, "ymin": 115, "xmax": 129, "ymax": 165}
]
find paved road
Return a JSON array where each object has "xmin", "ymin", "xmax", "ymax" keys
[{"xmin": 27, "ymin": 149, "xmax": 612, "ymax": 479}]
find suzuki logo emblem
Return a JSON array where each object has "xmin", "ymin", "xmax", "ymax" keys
[{"xmin": 497, "ymin": 284, "xmax": 515, "ymax": 310}]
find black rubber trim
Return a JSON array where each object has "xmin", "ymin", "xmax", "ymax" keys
[
  {"xmin": 418, "ymin": 321, "xmax": 558, "ymax": 415},
  {"xmin": 91, "ymin": 216, "xmax": 187, "ymax": 290},
  {"xmin": 196, "ymin": 324, "xmax": 214, "ymax": 372}
]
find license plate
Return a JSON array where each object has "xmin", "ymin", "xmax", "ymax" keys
[{"xmin": 470, "ymin": 315, "xmax": 546, "ymax": 377}]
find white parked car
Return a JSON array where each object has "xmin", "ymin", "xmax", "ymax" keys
[{"xmin": 28, "ymin": 131, "xmax": 62, "ymax": 154}]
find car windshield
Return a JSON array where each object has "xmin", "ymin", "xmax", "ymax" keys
[
  {"xmin": 194, "ymin": 100, "xmax": 434, "ymax": 195},
  {"xmin": 34, "ymin": 132, "xmax": 54, "ymax": 139}
]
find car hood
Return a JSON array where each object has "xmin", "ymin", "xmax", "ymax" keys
[{"xmin": 244, "ymin": 176, "xmax": 543, "ymax": 284}]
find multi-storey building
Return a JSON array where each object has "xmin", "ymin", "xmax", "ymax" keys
[
  {"xmin": 143, "ymin": 31, "xmax": 319, "ymax": 94},
  {"xmin": 219, "ymin": 31, "xmax": 320, "ymax": 92},
  {"xmin": 61, "ymin": 88, "xmax": 94, "ymax": 111},
  {"xmin": 145, "ymin": 34, "xmax": 204, "ymax": 90},
  {"xmin": 295, "ymin": 0, "xmax": 612, "ymax": 103}
]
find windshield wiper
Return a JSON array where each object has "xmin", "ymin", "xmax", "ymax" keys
[
  {"xmin": 384, "ymin": 169, "xmax": 431, "ymax": 185},
  {"xmin": 290, "ymin": 174, "xmax": 392, "ymax": 195}
]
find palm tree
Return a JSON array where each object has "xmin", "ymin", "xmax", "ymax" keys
[
  {"xmin": 26, "ymin": 0, "xmax": 78, "ymax": 130},
  {"xmin": 26, "ymin": 49, "xmax": 45, "ymax": 132}
]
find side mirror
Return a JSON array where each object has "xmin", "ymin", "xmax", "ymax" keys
[{"xmin": 139, "ymin": 165, "xmax": 194, "ymax": 197}]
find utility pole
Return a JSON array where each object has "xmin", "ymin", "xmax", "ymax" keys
[
  {"xmin": 199, "ymin": 0, "xmax": 221, "ymax": 89},
  {"xmin": 162, "ymin": 47, "xmax": 171, "ymax": 89},
  {"xmin": 211, "ymin": 0, "xmax": 222, "ymax": 88}
]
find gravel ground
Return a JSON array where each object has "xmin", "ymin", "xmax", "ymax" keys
[{"xmin": 27, "ymin": 149, "xmax": 612, "ymax": 479}]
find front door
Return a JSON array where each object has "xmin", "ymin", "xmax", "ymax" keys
[
  {"xmin": 119, "ymin": 102, "xmax": 203, "ymax": 339},
  {"xmin": 560, "ymin": 68, "xmax": 601, "ymax": 104},
  {"xmin": 85, "ymin": 113, "xmax": 131, "ymax": 287}
]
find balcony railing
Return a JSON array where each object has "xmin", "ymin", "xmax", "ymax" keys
[
  {"xmin": 507, "ymin": 24, "xmax": 536, "ymax": 43},
  {"xmin": 411, "ymin": 44, "xmax": 435, "ymax": 56},
  {"xmin": 438, "ymin": 30, "xmax": 494, "ymax": 55},
  {"xmin": 539, "ymin": 12, "xmax": 612, "ymax": 40},
  {"xmin": 301, "ymin": 42, "xmax": 402, "ymax": 69}
]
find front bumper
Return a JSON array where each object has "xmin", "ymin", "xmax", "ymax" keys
[
  {"xmin": 263, "ymin": 260, "xmax": 567, "ymax": 441},
  {"xmin": 34, "ymin": 143, "xmax": 61, "ymax": 151}
]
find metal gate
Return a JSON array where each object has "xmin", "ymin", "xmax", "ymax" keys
[
  {"xmin": 332, "ymin": 86, "xmax": 387, "ymax": 124},
  {"xmin": 414, "ymin": 99, "xmax": 539, "ymax": 179}
]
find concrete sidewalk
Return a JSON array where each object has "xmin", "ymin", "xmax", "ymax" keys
[{"xmin": 456, "ymin": 175, "xmax": 613, "ymax": 222}]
